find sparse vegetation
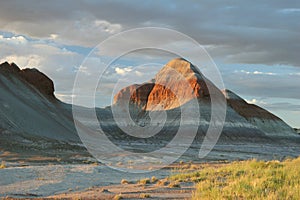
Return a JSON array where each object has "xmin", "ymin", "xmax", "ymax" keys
[
  {"xmin": 139, "ymin": 193, "xmax": 151, "ymax": 198},
  {"xmin": 113, "ymin": 193, "xmax": 123, "ymax": 200},
  {"xmin": 120, "ymin": 179, "xmax": 129, "ymax": 184},
  {"xmin": 0, "ymin": 161, "xmax": 6, "ymax": 169},
  {"xmin": 151, "ymin": 176, "xmax": 158, "ymax": 183},
  {"xmin": 138, "ymin": 178, "xmax": 150, "ymax": 185},
  {"xmin": 170, "ymin": 157, "xmax": 300, "ymax": 200},
  {"xmin": 156, "ymin": 178, "xmax": 169, "ymax": 186},
  {"xmin": 168, "ymin": 181, "xmax": 181, "ymax": 188}
]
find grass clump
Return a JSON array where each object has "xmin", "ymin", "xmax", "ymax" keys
[
  {"xmin": 170, "ymin": 171, "xmax": 204, "ymax": 183},
  {"xmin": 171, "ymin": 157, "xmax": 300, "ymax": 200},
  {"xmin": 138, "ymin": 178, "xmax": 150, "ymax": 185},
  {"xmin": 0, "ymin": 161, "xmax": 6, "ymax": 169},
  {"xmin": 168, "ymin": 181, "xmax": 181, "ymax": 188},
  {"xmin": 139, "ymin": 193, "xmax": 151, "ymax": 198},
  {"xmin": 151, "ymin": 176, "xmax": 158, "ymax": 183},
  {"xmin": 113, "ymin": 194, "xmax": 123, "ymax": 200},
  {"xmin": 156, "ymin": 178, "xmax": 169, "ymax": 186},
  {"xmin": 120, "ymin": 179, "xmax": 129, "ymax": 184}
]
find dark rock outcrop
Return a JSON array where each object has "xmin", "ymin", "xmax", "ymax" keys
[
  {"xmin": 0, "ymin": 62, "xmax": 78, "ymax": 141},
  {"xmin": 0, "ymin": 62, "xmax": 55, "ymax": 99}
]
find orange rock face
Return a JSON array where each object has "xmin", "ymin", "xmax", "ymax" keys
[
  {"xmin": 113, "ymin": 83, "xmax": 155, "ymax": 109},
  {"xmin": 113, "ymin": 58, "xmax": 211, "ymax": 110}
]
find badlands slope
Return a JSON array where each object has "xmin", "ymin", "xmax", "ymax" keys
[
  {"xmin": 0, "ymin": 59, "xmax": 299, "ymax": 164},
  {"xmin": 112, "ymin": 58, "xmax": 296, "ymax": 138}
]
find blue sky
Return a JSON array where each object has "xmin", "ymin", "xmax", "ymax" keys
[{"xmin": 0, "ymin": 0, "xmax": 299, "ymax": 127}]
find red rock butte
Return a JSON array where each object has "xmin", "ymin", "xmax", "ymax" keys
[{"xmin": 113, "ymin": 58, "xmax": 215, "ymax": 110}]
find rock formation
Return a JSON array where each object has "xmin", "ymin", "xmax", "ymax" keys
[
  {"xmin": 0, "ymin": 60, "xmax": 299, "ymax": 162},
  {"xmin": 0, "ymin": 62, "xmax": 78, "ymax": 141},
  {"xmin": 0, "ymin": 62, "xmax": 55, "ymax": 99},
  {"xmin": 114, "ymin": 58, "xmax": 215, "ymax": 110},
  {"xmin": 113, "ymin": 58, "xmax": 297, "ymax": 137}
]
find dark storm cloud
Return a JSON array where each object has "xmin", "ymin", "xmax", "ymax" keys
[
  {"xmin": 224, "ymin": 71, "xmax": 300, "ymax": 99},
  {"xmin": 0, "ymin": 0, "xmax": 299, "ymax": 66}
]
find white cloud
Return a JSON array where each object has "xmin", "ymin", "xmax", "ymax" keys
[
  {"xmin": 0, "ymin": 33, "xmax": 84, "ymax": 104},
  {"xmin": 50, "ymin": 34, "xmax": 58, "ymax": 40},
  {"xmin": 0, "ymin": 54, "xmax": 43, "ymax": 68},
  {"xmin": 289, "ymin": 72, "xmax": 300, "ymax": 76},
  {"xmin": 245, "ymin": 98, "xmax": 267, "ymax": 105},
  {"xmin": 246, "ymin": 98, "xmax": 257, "ymax": 104},
  {"xmin": 238, "ymin": 70, "xmax": 276, "ymax": 76},
  {"xmin": 115, "ymin": 66, "xmax": 133, "ymax": 75},
  {"xmin": 78, "ymin": 66, "xmax": 91, "ymax": 76},
  {"xmin": 55, "ymin": 93, "xmax": 76, "ymax": 103},
  {"xmin": 94, "ymin": 20, "xmax": 122, "ymax": 34},
  {"xmin": 135, "ymin": 70, "xmax": 144, "ymax": 76},
  {"xmin": 279, "ymin": 8, "xmax": 300, "ymax": 13},
  {"xmin": 253, "ymin": 71, "xmax": 276, "ymax": 75},
  {"xmin": 0, "ymin": 35, "xmax": 27, "ymax": 45}
]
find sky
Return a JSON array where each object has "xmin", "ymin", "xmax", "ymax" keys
[{"xmin": 0, "ymin": 0, "xmax": 299, "ymax": 127}]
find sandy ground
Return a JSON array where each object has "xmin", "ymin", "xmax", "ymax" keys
[
  {"xmin": 1, "ymin": 135, "xmax": 300, "ymax": 199},
  {"xmin": 46, "ymin": 181, "xmax": 194, "ymax": 200},
  {"xmin": 0, "ymin": 162, "xmax": 200, "ymax": 199}
]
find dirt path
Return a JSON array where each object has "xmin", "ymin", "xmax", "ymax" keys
[{"xmin": 45, "ymin": 181, "xmax": 194, "ymax": 200}]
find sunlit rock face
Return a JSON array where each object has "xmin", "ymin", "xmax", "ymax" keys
[{"xmin": 113, "ymin": 58, "xmax": 214, "ymax": 110}]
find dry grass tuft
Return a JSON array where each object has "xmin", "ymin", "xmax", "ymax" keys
[
  {"xmin": 151, "ymin": 176, "xmax": 158, "ymax": 183},
  {"xmin": 156, "ymin": 178, "xmax": 169, "ymax": 186},
  {"xmin": 138, "ymin": 178, "xmax": 150, "ymax": 185},
  {"xmin": 168, "ymin": 181, "xmax": 181, "ymax": 188},
  {"xmin": 0, "ymin": 161, "xmax": 6, "ymax": 169},
  {"xmin": 113, "ymin": 193, "xmax": 123, "ymax": 200},
  {"xmin": 120, "ymin": 179, "xmax": 129, "ymax": 184},
  {"xmin": 170, "ymin": 157, "xmax": 300, "ymax": 200},
  {"xmin": 139, "ymin": 193, "xmax": 151, "ymax": 198}
]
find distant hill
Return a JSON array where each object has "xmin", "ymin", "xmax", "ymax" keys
[{"xmin": 0, "ymin": 62, "xmax": 79, "ymax": 141}]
